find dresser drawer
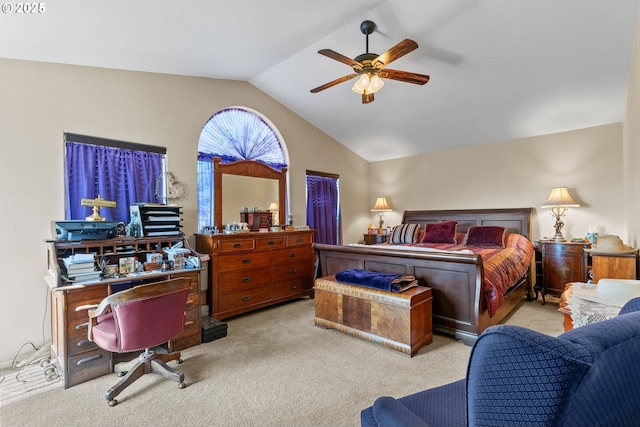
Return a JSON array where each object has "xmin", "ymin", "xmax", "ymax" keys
[
  {"xmin": 272, "ymin": 261, "xmax": 313, "ymax": 283},
  {"xmin": 218, "ymin": 238, "xmax": 256, "ymax": 253},
  {"xmin": 271, "ymin": 246, "xmax": 312, "ymax": 265},
  {"xmin": 271, "ymin": 280, "xmax": 312, "ymax": 300},
  {"xmin": 217, "ymin": 251, "xmax": 271, "ymax": 273},
  {"xmin": 287, "ymin": 233, "xmax": 314, "ymax": 247},
  {"xmin": 219, "ymin": 268, "xmax": 271, "ymax": 293},
  {"xmin": 256, "ymin": 236, "xmax": 286, "ymax": 249},
  {"xmin": 218, "ymin": 286, "xmax": 271, "ymax": 312}
]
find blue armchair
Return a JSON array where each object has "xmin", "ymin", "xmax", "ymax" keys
[{"xmin": 361, "ymin": 297, "xmax": 640, "ymax": 427}]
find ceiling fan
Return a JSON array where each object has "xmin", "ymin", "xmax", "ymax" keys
[{"xmin": 310, "ymin": 20, "xmax": 430, "ymax": 104}]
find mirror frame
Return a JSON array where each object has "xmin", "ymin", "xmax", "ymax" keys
[{"xmin": 213, "ymin": 157, "xmax": 287, "ymax": 229}]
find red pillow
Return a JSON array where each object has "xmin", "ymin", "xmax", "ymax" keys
[
  {"xmin": 422, "ymin": 221, "xmax": 458, "ymax": 244},
  {"xmin": 464, "ymin": 226, "xmax": 506, "ymax": 248}
]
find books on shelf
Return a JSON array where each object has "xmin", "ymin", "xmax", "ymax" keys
[{"xmin": 62, "ymin": 254, "xmax": 96, "ymax": 275}]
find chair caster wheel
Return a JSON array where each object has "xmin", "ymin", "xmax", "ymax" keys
[
  {"xmin": 176, "ymin": 358, "xmax": 183, "ymax": 364},
  {"xmin": 178, "ymin": 382, "xmax": 186, "ymax": 389},
  {"xmin": 108, "ymin": 399, "xmax": 118, "ymax": 407}
]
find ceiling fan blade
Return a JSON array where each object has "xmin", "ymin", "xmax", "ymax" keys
[
  {"xmin": 310, "ymin": 74, "xmax": 358, "ymax": 93},
  {"xmin": 318, "ymin": 49, "xmax": 364, "ymax": 71},
  {"xmin": 372, "ymin": 39, "xmax": 419, "ymax": 68},
  {"xmin": 378, "ymin": 69, "xmax": 430, "ymax": 85},
  {"xmin": 362, "ymin": 93, "xmax": 374, "ymax": 104}
]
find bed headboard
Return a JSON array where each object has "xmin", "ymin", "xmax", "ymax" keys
[{"xmin": 401, "ymin": 208, "xmax": 533, "ymax": 241}]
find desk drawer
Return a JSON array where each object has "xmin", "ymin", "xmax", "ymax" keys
[
  {"xmin": 66, "ymin": 317, "xmax": 100, "ymax": 355},
  {"xmin": 67, "ymin": 348, "xmax": 111, "ymax": 387},
  {"xmin": 65, "ymin": 286, "xmax": 109, "ymax": 320},
  {"xmin": 219, "ymin": 268, "xmax": 271, "ymax": 293},
  {"xmin": 219, "ymin": 286, "xmax": 271, "ymax": 312}
]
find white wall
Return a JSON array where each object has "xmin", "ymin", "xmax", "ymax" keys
[
  {"xmin": 368, "ymin": 124, "xmax": 625, "ymax": 243},
  {"xmin": 0, "ymin": 58, "xmax": 370, "ymax": 365},
  {"xmin": 623, "ymin": 7, "xmax": 640, "ymax": 248}
]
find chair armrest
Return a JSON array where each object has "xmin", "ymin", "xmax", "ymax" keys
[
  {"xmin": 372, "ymin": 396, "xmax": 431, "ymax": 427},
  {"xmin": 467, "ymin": 325, "xmax": 591, "ymax": 426}
]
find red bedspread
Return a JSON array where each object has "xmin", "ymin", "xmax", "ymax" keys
[{"xmin": 382, "ymin": 233, "xmax": 535, "ymax": 317}]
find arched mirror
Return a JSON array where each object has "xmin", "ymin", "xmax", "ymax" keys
[
  {"xmin": 197, "ymin": 107, "xmax": 289, "ymax": 232},
  {"xmin": 213, "ymin": 157, "xmax": 286, "ymax": 229}
]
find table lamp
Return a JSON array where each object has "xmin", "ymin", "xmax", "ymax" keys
[
  {"xmin": 541, "ymin": 187, "xmax": 580, "ymax": 242},
  {"xmin": 269, "ymin": 202, "xmax": 279, "ymax": 226},
  {"xmin": 371, "ymin": 197, "xmax": 392, "ymax": 233}
]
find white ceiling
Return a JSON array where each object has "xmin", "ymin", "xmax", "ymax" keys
[{"xmin": 1, "ymin": 0, "xmax": 638, "ymax": 162}]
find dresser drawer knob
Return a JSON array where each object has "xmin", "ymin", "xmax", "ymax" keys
[
  {"xmin": 241, "ymin": 295, "xmax": 251, "ymax": 301},
  {"xmin": 76, "ymin": 339, "xmax": 92, "ymax": 347},
  {"xmin": 233, "ymin": 243, "xmax": 243, "ymax": 248},
  {"xmin": 75, "ymin": 322, "xmax": 89, "ymax": 330},
  {"xmin": 289, "ymin": 269, "xmax": 297, "ymax": 274},
  {"xmin": 241, "ymin": 258, "xmax": 251, "ymax": 264},
  {"xmin": 76, "ymin": 354, "xmax": 102, "ymax": 365},
  {"xmin": 267, "ymin": 240, "xmax": 275, "ymax": 245},
  {"xmin": 289, "ymin": 253, "xmax": 297, "ymax": 258},
  {"xmin": 289, "ymin": 285, "xmax": 298, "ymax": 290},
  {"xmin": 242, "ymin": 277, "xmax": 252, "ymax": 282}
]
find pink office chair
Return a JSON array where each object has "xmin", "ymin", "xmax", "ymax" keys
[{"xmin": 88, "ymin": 278, "xmax": 191, "ymax": 406}]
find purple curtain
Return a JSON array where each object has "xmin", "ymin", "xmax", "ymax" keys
[
  {"xmin": 306, "ymin": 175, "xmax": 341, "ymax": 245},
  {"xmin": 65, "ymin": 142, "xmax": 164, "ymax": 222}
]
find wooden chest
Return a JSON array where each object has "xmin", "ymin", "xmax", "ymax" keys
[{"xmin": 314, "ymin": 275, "xmax": 433, "ymax": 356}]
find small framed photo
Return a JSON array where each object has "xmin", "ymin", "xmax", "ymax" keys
[{"xmin": 119, "ymin": 257, "xmax": 136, "ymax": 274}]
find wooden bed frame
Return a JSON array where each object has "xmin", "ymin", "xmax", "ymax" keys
[{"xmin": 313, "ymin": 208, "xmax": 534, "ymax": 345}]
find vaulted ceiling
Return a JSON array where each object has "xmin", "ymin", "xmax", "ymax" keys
[{"xmin": 1, "ymin": 0, "xmax": 637, "ymax": 162}]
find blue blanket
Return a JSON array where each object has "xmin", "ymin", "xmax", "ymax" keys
[{"xmin": 335, "ymin": 269, "xmax": 418, "ymax": 293}]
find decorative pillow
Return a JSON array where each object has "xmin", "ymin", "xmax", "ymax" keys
[
  {"xmin": 422, "ymin": 221, "xmax": 458, "ymax": 244},
  {"xmin": 464, "ymin": 226, "xmax": 506, "ymax": 248},
  {"xmin": 388, "ymin": 223, "xmax": 421, "ymax": 244}
]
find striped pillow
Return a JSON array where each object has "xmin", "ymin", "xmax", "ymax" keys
[{"xmin": 389, "ymin": 223, "xmax": 421, "ymax": 244}]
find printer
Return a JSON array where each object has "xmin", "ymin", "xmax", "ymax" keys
[{"xmin": 52, "ymin": 220, "xmax": 119, "ymax": 241}]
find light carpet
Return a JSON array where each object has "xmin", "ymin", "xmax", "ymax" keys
[{"xmin": 0, "ymin": 298, "xmax": 564, "ymax": 427}]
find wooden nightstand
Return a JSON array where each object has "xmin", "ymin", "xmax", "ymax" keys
[
  {"xmin": 535, "ymin": 240, "xmax": 589, "ymax": 304},
  {"xmin": 363, "ymin": 234, "xmax": 388, "ymax": 245}
]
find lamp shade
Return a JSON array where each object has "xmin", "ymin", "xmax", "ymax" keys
[
  {"xmin": 269, "ymin": 202, "xmax": 279, "ymax": 211},
  {"xmin": 371, "ymin": 197, "xmax": 392, "ymax": 211},
  {"xmin": 541, "ymin": 187, "xmax": 580, "ymax": 208}
]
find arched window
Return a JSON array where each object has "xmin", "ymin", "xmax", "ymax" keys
[{"xmin": 197, "ymin": 107, "xmax": 288, "ymax": 230}]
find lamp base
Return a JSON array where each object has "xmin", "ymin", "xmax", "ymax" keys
[{"xmin": 551, "ymin": 233, "xmax": 566, "ymax": 242}]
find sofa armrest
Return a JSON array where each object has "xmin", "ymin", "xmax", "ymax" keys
[{"xmin": 372, "ymin": 396, "xmax": 431, "ymax": 427}]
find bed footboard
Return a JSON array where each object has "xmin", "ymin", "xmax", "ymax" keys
[{"xmin": 314, "ymin": 243, "xmax": 494, "ymax": 344}]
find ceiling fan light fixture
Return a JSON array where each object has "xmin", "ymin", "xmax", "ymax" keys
[{"xmin": 351, "ymin": 72, "xmax": 383, "ymax": 95}]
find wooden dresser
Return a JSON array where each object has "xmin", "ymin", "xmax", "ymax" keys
[
  {"xmin": 195, "ymin": 230, "xmax": 315, "ymax": 320},
  {"xmin": 45, "ymin": 236, "xmax": 202, "ymax": 388}
]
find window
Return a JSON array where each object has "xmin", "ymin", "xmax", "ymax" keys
[
  {"xmin": 197, "ymin": 107, "xmax": 287, "ymax": 231},
  {"xmin": 306, "ymin": 171, "xmax": 341, "ymax": 245},
  {"xmin": 64, "ymin": 133, "xmax": 166, "ymax": 222}
]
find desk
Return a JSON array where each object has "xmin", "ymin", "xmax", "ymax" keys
[{"xmin": 46, "ymin": 236, "xmax": 202, "ymax": 388}]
